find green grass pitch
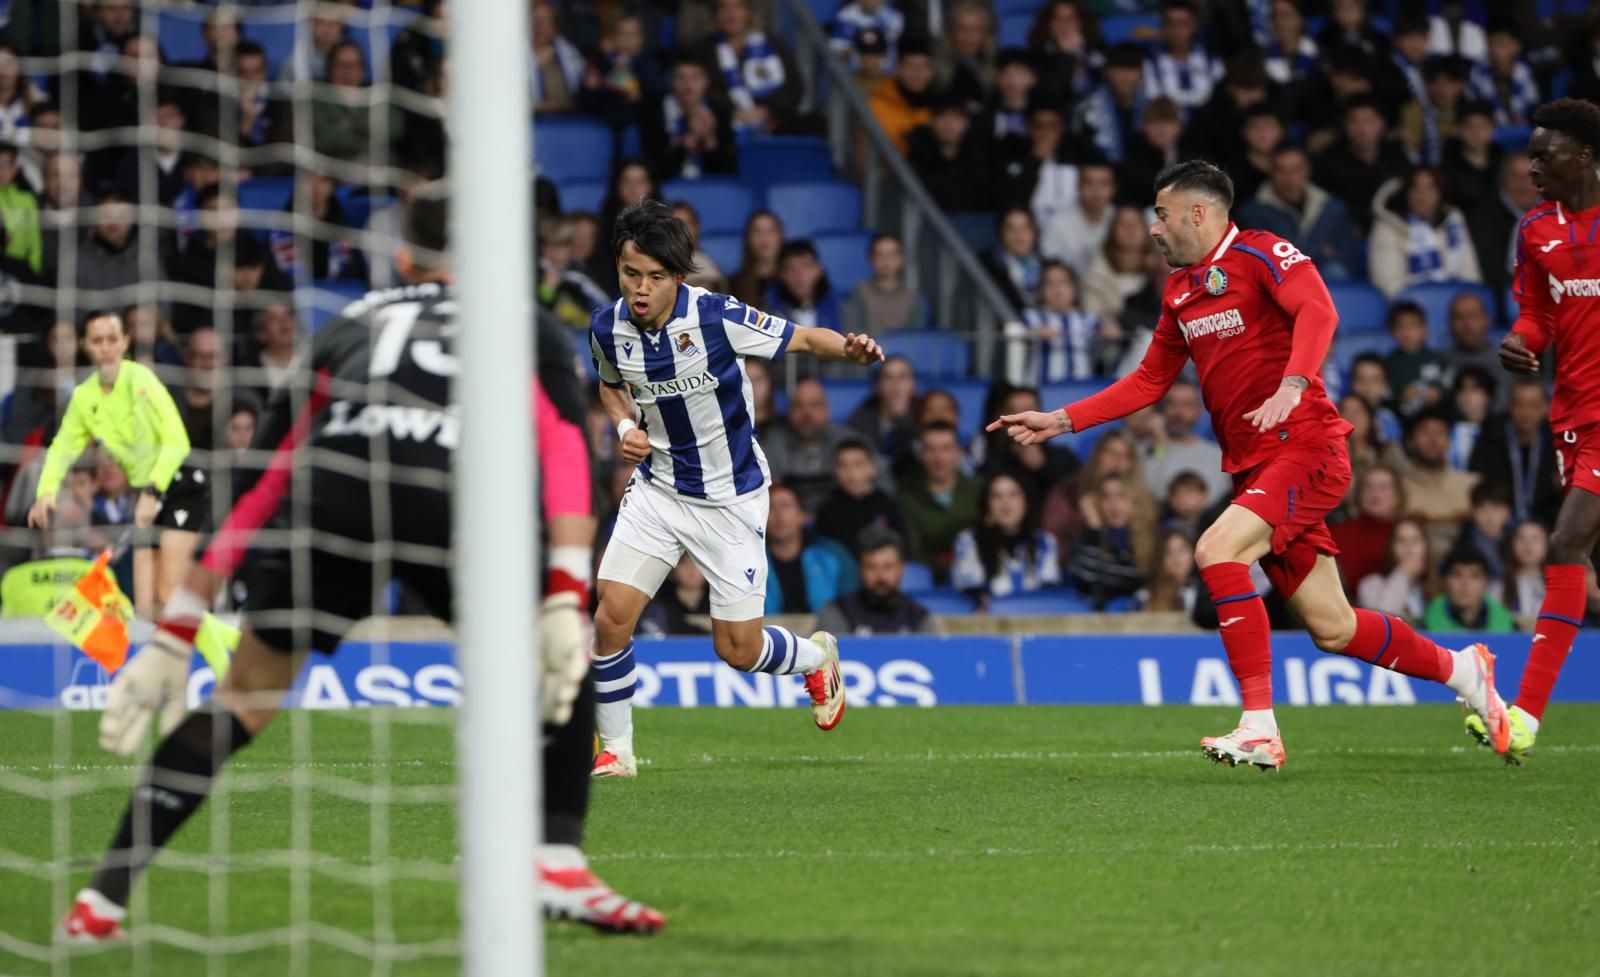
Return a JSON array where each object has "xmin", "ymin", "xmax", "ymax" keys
[{"xmin": 1, "ymin": 706, "xmax": 1598, "ymax": 977}]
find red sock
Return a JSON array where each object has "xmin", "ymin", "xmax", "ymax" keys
[
  {"xmin": 1343, "ymin": 609, "xmax": 1452, "ymax": 682},
  {"xmin": 1517, "ymin": 564, "xmax": 1586, "ymax": 721},
  {"xmin": 1200, "ymin": 562, "xmax": 1273, "ymax": 710}
]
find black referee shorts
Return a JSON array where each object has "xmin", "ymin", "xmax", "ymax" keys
[{"xmin": 153, "ymin": 466, "xmax": 212, "ymax": 535}]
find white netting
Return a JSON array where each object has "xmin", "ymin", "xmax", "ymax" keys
[{"xmin": 0, "ymin": 1, "xmax": 470, "ymax": 971}]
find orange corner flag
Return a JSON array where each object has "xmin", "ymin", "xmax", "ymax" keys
[{"xmin": 43, "ymin": 549, "xmax": 133, "ymax": 673}]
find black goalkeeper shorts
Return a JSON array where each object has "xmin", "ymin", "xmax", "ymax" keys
[{"xmin": 242, "ymin": 471, "xmax": 454, "ymax": 655}]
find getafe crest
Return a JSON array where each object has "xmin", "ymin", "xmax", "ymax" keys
[{"xmin": 1204, "ymin": 266, "xmax": 1228, "ymax": 296}]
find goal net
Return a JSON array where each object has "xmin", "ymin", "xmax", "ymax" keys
[{"xmin": 0, "ymin": 0, "xmax": 534, "ymax": 971}]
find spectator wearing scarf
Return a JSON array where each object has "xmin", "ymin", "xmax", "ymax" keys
[
  {"xmin": 644, "ymin": 56, "xmax": 735, "ymax": 181},
  {"xmin": 1471, "ymin": 27, "xmax": 1539, "ymax": 126},
  {"xmin": 705, "ymin": 0, "xmax": 801, "ymax": 135},
  {"xmin": 1072, "ymin": 42, "xmax": 1146, "ymax": 163},
  {"xmin": 1368, "ymin": 166, "xmax": 1483, "ymax": 298}
]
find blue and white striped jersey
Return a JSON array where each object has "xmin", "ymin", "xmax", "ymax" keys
[{"xmin": 590, "ymin": 284, "xmax": 794, "ymax": 506}]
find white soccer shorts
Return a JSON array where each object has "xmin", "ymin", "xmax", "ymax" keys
[{"xmin": 597, "ymin": 475, "xmax": 769, "ymax": 621}]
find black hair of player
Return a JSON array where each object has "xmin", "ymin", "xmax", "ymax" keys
[
  {"xmin": 1532, "ymin": 98, "xmax": 1600, "ymax": 156},
  {"xmin": 1153, "ymin": 159, "xmax": 1234, "ymax": 210},
  {"xmin": 404, "ymin": 179, "xmax": 450, "ymax": 263},
  {"xmin": 79, "ymin": 309, "xmax": 128, "ymax": 338},
  {"xmin": 611, "ymin": 198, "xmax": 696, "ymax": 277}
]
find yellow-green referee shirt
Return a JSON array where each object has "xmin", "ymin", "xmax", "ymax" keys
[{"xmin": 36, "ymin": 360, "xmax": 190, "ymax": 499}]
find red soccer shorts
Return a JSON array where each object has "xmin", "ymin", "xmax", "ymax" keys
[
  {"xmin": 1554, "ymin": 423, "xmax": 1600, "ymax": 497},
  {"xmin": 1229, "ymin": 438, "xmax": 1352, "ymax": 599}
]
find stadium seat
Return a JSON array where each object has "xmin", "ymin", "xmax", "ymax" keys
[
  {"xmin": 557, "ymin": 179, "xmax": 606, "ymax": 215},
  {"xmin": 345, "ymin": 7, "xmax": 418, "ymax": 83},
  {"xmin": 245, "ymin": 18, "xmax": 297, "ymax": 78},
  {"xmin": 765, "ymin": 181, "xmax": 863, "ymax": 238},
  {"xmin": 334, "ymin": 184, "xmax": 386, "ymax": 229},
  {"xmin": 943, "ymin": 378, "xmax": 993, "ymax": 442},
  {"xmin": 1040, "ymin": 380, "xmax": 1113, "ymax": 409},
  {"xmin": 661, "ymin": 178, "xmax": 755, "ymax": 236},
  {"xmin": 900, "ymin": 561, "xmax": 934, "ymax": 592},
  {"xmin": 1099, "ymin": 14, "xmax": 1160, "ymax": 44},
  {"xmin": 989, "ymin": 589, "xmax": 1096, "ymax": 615},
  {"xmin": 811, "ymin": 230, "xmax": 874, "ymax": 295},
  {"xmin": 947, "ymin": 212, "xmax": 996, "ymax": 254},
  {"xmin": 1397, "ymin": 281, "xmax": 1498, "ymax": 347},
  {"xmin": 993, "ymin": 0, "xmax": 1041, "ymax": 15},
  {"xmin": 738, "ymin": 136, "xmax": 835, "ymax": 187},
  {"xmin": 699, "ymin": 232, "xmax": 743, "ymax": 277},
  {"xmin": 907, "ymin": 589, "xmax": 975, "ymax": 615},
  {"xmin": 817, "ymin": 377, "xmax": 874, "ymax": 421},
  {"xmin": 892, "ymin": 330, "xmax": 972, "ymax": 380},
  {"xmin": 239, "ymin": 177, "xmax": 294, "ymax": 215},
  {"xmin": 154, "ymin": 10, "xmax": 209, "ymax": 65},
  {"xmin": 619, "ymin": 124, "xmax": 643, "ymax": 160},
  {"xmin": 533, "ymin": 116, "xmax": 612, "ymax": 185},
  {"xmin": 1327, "ymin": 280, "xmax": 1389, "ymax": 333},
  {"xmin": 807, "ymin": 0, "xmax": 843, "ymax": 23},
  {"xmin": 1328, "ymin": 331, "xmax": 1394, "ymax": 378},
  {"xmin": 998, "ymin": 13, "xmax": 1031, "ymax": 46}
]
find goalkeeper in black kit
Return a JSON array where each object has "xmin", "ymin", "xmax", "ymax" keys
[{"xmin": 57, "ymin": 183, "xmax": 665, "ymax": 943}]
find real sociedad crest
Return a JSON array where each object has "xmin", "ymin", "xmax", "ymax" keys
[{"xmin": 1205, "ymin": 266, "xmax": 1228, "ymax": 296}]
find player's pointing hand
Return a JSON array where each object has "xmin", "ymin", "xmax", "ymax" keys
[
  {"xmin": 1499, "ymin": 332, "xmax": 1540, "ymax": 375},
  {"xmin": 985, "ymin": 409, "xmax": 1073, "ymax": 445},
  {"xmin": 1243, "ymin": 376, "xmax": 1306, "ymax": 432},
  {"xmin": 844, "ymin": 332, "xmax": 885, "ymax": 365}
]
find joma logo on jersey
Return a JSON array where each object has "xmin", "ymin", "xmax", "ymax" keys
[
  {"xmin": 323, "ymin": 400, "xmax": 460, "ymax": 449},
  {"xmin": 1178, "ymin": 307, "xmax": 1245, "ymax": 342},
  {"xmin": 1549, "ymin": 274, "xmax": 1600, "ymax": 303},
  {"xmin": 634, "ymin": 370, "xmax": 720, "ymax": 400}
]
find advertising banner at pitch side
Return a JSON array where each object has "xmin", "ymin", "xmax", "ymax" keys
[{"xmin": 1, "ymin": 628, "xmax": 1596, "ymax": 709}]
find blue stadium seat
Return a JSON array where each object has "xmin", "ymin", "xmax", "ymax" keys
[
  {"xmin": 900, "ymin": 561, "xmax": 934, "ymax": 592},
  {"xmin": 345, "ymin": 8, "xmax": 418, "ymax": 83},
  {"xmin": 808, "ymin": 0, "xmax": 843, "ymax": 23},
  {"xmin": 1102, "ymin": 595, "xmax": 1139, "ymax": 613},
  {"xmin": 811, "ymin": 231, "xmax": 874, "ymax": 296},
  {"xmin": 1329, "ymin": 332, "xmax": 1394, "ymax": 378},
  {"xmin": 993, "ymin": 0, "xmax": 1041, "ymax": 15},
  {"xmin": 1494, "ymin": 125, "xmax": 1533, "ymax": 152},
  {"xmin": 1397, "ymin": 281, "xmax": 1498, "ymax": 347},
  {"xmin": 534, "ymin": 116, "xmax": 613, "ymax": 185},
  {"xmin": 943, "ymin": 378, "xmax": 993, "ymax": 442},
  {"xmin": 765, "ymin": 181, "xmax": 862, "ymax": 238},
  {"xmin": 245, "ymin": 18, "xmax": 297, "ymax": 78},
  {"xmin": 1099, "ymin": 14, "xmax": 1160, "ymax": 44},
  {"xmin": 1550, "ymin": 68, "xmax": 1572, "ymax": 99},
  {"xmin": 947, "ymin": 213, "xmax": 996, "ymax": 254},
  {"xmin": 738, "ymin": 136, "xmax": 835, "ymax": 187},
  {"xmin": 619, "ymin": 124, "xmax": 642, "ymax": 160},
  {"xmin": 907, "ymin": 589, "xmax": 975, "ymax": 615},
  {"xmin": 154, "ymin": 10, "xmax": 208, "ymax": 65},
  {"xmin": 1327, "ymin": 280, "xmax": 1389, "ymax": 333},
  {"xmin": 817, "ymin": 377, "xmax": 874, "ymax": 421},
  {"xmin": 989, "ymin": 589, "xmax": 1096, "ymax": 615},
  {"xmin": 661, "ymin": 178, "xmax": 755, "ymax": 236},
  {"xmin": 557, "ymin": 179, "xmax": 606, "ymax": 215},
  {"xmin": 1040, "ymin": 380, "xmax": 1113, "ymax": 409},
  {"xmin": 998, "ymin": 12, "xmax": 1031, "ymax": 46},
  {"xmin": 239, "ymin": 177, "xmax": 293, "ymax": 215},
  {"xmin": 334, "ymin": 185, "xmax": 387, "ymax": 229},
  {"xmin": 891, "ymin": 330, "xmax": 972, "ymax": 380},
  {"xmin": 699, "ymin": 233, "xmax": 743, "ymax": 278}
]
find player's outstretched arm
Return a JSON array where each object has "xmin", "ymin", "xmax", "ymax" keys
[
  {"xmin": 788, "ymin": 327, "xmax": 885, "ymax": 365},
  {"xmin": 986, "ymin": 409, "xmax": 1073, "ymax": 445}
]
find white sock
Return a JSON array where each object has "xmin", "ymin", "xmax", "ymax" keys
[
  {"xmin": 1513, "ymin": 705, "xmax": 1540, "ymax": 734},
  {"xmin": 1443, "ymin": 647, "xmax": 1482, "ymax": 698},
  {"xmin": 534, "ymin": 843, "xmax": 587, "ymax": 871},
  {"xmin": 750, "ymin": 626, "xmax": 827, "ymax": 674},
  {"xmin": 160, "ymin": 586, "xmax": 208, "ymax": 626},
  {"xmin": 593, "ymin": 642, "xmax": 636, "ymax": 757},
  {"xmin": 1240, "ymin": 709, "xmax": 1277, "ymax": 735}
]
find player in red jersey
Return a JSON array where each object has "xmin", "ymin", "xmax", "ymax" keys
[
  {"xmin": 1465, "ymin": 99, "xmax": 1600, "ymax": 763},
  {"xmin": 990, "ymin": 160, "xmax": 1510, "ymax": 770}
]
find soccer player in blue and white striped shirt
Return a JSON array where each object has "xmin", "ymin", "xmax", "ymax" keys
[{"xmin": 588, "ymin": 200, "xmax": 884, "ymax": 777}]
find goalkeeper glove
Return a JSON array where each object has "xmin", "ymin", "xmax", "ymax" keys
[
  {"xmin": 99, "ymin": 629, "xmax": 193, "ymax": 756},
  {"xmin": 539, "ymin": 591, "xmax": 590, "ymax": 726}
]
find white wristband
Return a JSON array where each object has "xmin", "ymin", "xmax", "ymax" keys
[{"xmin": 617, "ymin": 418, "xmax": 637, "ymax": 440}]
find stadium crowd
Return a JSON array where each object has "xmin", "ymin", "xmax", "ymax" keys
[{"xmin": 0, "ymin": 0, "xmax": 1597, "ymax": 634}]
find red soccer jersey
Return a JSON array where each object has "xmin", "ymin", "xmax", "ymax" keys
[
  {"xmin": 1510, "ymin": 200, "xmax": 1600, "ymax": 431},
  {"xmin": 1066, "ymin": 224, "xmax": 1351, "ymax": 473}
]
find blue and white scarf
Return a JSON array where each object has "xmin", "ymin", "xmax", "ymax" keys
[
  {"xmin": 530, "ymin": 35, "xmax": 584, "ymax": 106},
  {"xmin": 1392, "ymin": 52, "xmax": 1442, "ymax": 162},
  {"xmin": 992, "ymin": 108, "xmax": 1027, "ymax": 140},
  {"xmin": 717, "ymin": 31, "xmax": 785, "ymax": 115},
  {"xmin": 1143, "ymin": 48, "xmax": 1220, "ymax": 111},
  {"xmin": 1406, "ymin": 211, "xmax": 1467, "ymax": 281},
  {"xmin": 1075, "ymin": 85, "xmax": 1144, "ymax": 162},
  {"xmin": 1245, "ymin": 0, "xmax": 1271, "ymax": 47},
  {"xmin": 0, "ymin": 98, "xmax": 29, "ymax": 145},
  {"xmin": 1471, "ymin": 60, "xmax": 1538, "ymax": 126},
  {"xmin": 1001, "ymin": 250, "xmax": 1041, "ymax": 302},
  {"xmin": 662, "ymin": 95, "xmax": 705, "ymax": 180},
  {"xmin": 1448, "ymin": 420, "xmax": 1480, "ymax": 471},
  {"xmin": 1264, "ymin": 36, "xmax": 1319, "ymax": 85},
  {"xmin": 1023, "ymin": 307, "xmax": 1100, "ymax": 382}
]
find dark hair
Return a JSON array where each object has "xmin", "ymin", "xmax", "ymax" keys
[
  {"xmin": 1153, "ymin": 159, "xmax": 1234, "ymax": 209},
  {"xmin": 1470, "ymin": 478, "xmax": 1513, "ymax": 508},
  {"xmin": 996, "ymin": 47, "xmax": 1037, "ymax": 73},
  {"xmin": 1350, "ymin": 351, "xmax": 1388, "ymax": 376},
  {"xmin": 80, "ymin": 309, "xmax": 128, "ymax": 338},
  {"xmin": 669, "ymin": 51, "xmax": 710, "ymax": 73},
  {"xmin": 1424, "ymin": 55, "xmax": 1469, "ymax": 83},
  {"xmin": 769, "ymin": 480, "xmax": 804, "ymax": 511},
  {"xmin": 1026, "ymin": 0, "xmax": 1102, "ymax": 51},
  {"xmin": 834, "ymin": 438, "xmax": 873, "ymax": 461},
  {"xmin": 1452, "ymin": 364, "xmax": 1497, "ymax": 400},
  {"xmin": 1342, "ymin": 93, "xmax": 1385, "ymax": 118},
  {"xmin": 920, "ymin": 419, "xmax": 960, "ymax": 441},
  {"xmin": 1325, "ymin": 44, "xmax": 1375, "ymax": 78},
  {"xmin": 405, "ymin": 179, "xmax": 449, "ymax": 260},
  {"xmin": 1457, "ymin": 99, "xmax": 1496, "ymax": 125},
  {"xmin": 230, "ymin": 392, "xmax": 263, "ymax": 421},
  {"xmin": 1406, "ymin": 407, "xmax": 1452, "ymax": 436},
  {"xmin": 896, "ymin": 35, "xmax": 932, "ymax": 60},
  {"xmin": 1161, "ymin": 0, "xmax": 1198, "ymax": 17},
  {"xmin": 1105, "ymin": 42, "xmax": 1145, "ymax": 71},
  {"xmin": 1168, "ymin": 470, "xmax": 1208, "ymax": 495},
  {"xmin": 0, "ymin": 140, "xmax": 16, "ymax": 161},
  {"xmin": 611, "ymin": 198, "xmax": 696, "ymax": 277},
  {"xmin": 1533, "ymin": 98, "xmax": 1600, "ymax": 155},
  {"xmin": 868, "ymin": 231, "xmax": 901, "ymax": 253},
  {"xmin": 600, "ymin": 157, "xmax": 658, "ymax": 229},
  {"xmin": 975, "ymin": 471, "xmax": 1042, "ymax": 585},
  {"xmin": 1271, "ymin": 141, "xmax": 1309, "ymax": 163},
  {"xmin": 236, "ymin": 39, "xmax": 267, "ymax": 62},
  {"xmin": 778, "ymin": 238, "xmax": 819, "ymax": 264},
  {"xmin": 1443, "ymin": 547, "xmax": 1489, "ymax": 575},
  {"xmin": 1393, "ymin": 13, "xmax": 1429, "ymax": 37},
  {"xmin": 857, "ymin": 525, "xmax": 905, "ymax": 561},
  {"xmin": 1387, "ymin": 299, "xmax": 1426, "ymax": 330},
  {"xmin": 324, "ymin": 39, "xmax": 366, "ymax": 82}
]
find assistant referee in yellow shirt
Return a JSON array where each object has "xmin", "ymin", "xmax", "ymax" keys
[{"xmin": 29, "ymin": 310, "xmax": 192, "ymax": 616}]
